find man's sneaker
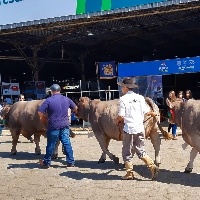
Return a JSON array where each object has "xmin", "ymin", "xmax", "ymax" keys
[{"xmin": 39, "ymin": 159, "xmax": 50, "ymax": 169}]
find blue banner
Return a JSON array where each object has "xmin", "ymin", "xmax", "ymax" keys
[
  {"xmin": 118, "ymin": 75, "xmax": 163, "ymax": 100},
  {"xmin": 98, "ymin": 61, "xmax": 117, "ymax": 79},
  {"xmin": 118, "ymin": 56, "xmax": 200, "ymax": 77}
]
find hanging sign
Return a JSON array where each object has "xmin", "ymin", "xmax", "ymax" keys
[
  {"xmin": 2, "ymin": 82, "xmax": 20, "ymax": 95},
  {"xmin": 118, "ymin": 56, "xmax": 200, "ymax": 77},
  {"xmin": 97, "ymin": 61, "xmax": 117, "ymax": 79}
]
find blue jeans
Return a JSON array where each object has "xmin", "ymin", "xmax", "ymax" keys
[
  {"xmin": 171, "ymin": 124, "xmax": 177, "ymax": 137},
  {"xmin": 0, "ymin": 125, "xmax": 2, "ymax": 136},
  {"xmin": 43, "ymin": 127, "xmax": 74, "ymax": 166}
]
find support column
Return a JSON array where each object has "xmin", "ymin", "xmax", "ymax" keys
[
  {"xmin": 80, "ymin": 51, "xmax": 87, "ymax": 82},
  {"xmin": 32, "ymin": 46, "xmax": 39, "ymax": 81}
]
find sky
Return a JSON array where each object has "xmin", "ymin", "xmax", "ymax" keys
[{"xmin": 0, "ymin": 0, "xmax": 77, "ymax": 25}]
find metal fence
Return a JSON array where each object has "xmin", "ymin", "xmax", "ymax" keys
[{"xmin": 64, "ymin": 87, "xmax": 119, "ymax": 101}]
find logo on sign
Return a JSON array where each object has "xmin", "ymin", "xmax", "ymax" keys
[
  {"xmin": 159, "ymin": 62, "xmax": 168, "ymax": 72},
  {"xmin": 0, "ymin": 0, "xmax": 23, "ymax": 6},
  {"xmin": 177, "ymin": 59, "xmax": 195, "ymax": 71}
]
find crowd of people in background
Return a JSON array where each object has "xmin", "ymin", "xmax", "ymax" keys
[{"xmin": 166, "ymin": 89, "xmax": 193, "ymax": 140}]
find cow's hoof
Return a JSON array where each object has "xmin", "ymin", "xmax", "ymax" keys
[
  {"xmin": 35, "ymin": 149, "xmax": 41, "ymax": 155},
  {"xmin": 98, "ymin": 159, "xmax": 106, "ymax": 164},
  {"xmin": 11, "ymin": 150, "xmax": 17, "ymax": 155},
  {"xmin": 52, "ymin": 154, "xmax": 58, "ymax": 159},
  {"xmin": 184, "ymin": 168, "xmax": 193, "ymax": 173},
  {"xmin": 113, "ymin": 156, "xmax": 119, "ymax": 164},
  {"xmin": 70, "ymin": 131, "xmax": 76, "ymax": 138}
]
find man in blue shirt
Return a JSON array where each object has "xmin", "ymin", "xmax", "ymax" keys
[{"xmin": 38, "ymin": 84, "xmax": 77, "ymax": 168}]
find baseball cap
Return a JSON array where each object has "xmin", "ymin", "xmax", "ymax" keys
[{"xmin": 50, "ymin": 84, "xmax": 61, "ymax": 92}]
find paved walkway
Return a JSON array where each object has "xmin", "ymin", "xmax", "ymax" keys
[{"xmin": 0, "ymin": 128, "xmax": 200, "ymax": 200}]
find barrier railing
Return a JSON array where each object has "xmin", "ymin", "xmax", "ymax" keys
[{"xmin": 65, "ymin": 89, "xmax": 119, "ymax": 101}]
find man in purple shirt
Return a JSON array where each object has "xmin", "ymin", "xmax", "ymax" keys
[{"xmin": 38, "ymin": 84, "xmax": 77, "ymax": 168}]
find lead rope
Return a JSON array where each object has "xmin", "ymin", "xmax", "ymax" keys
[
  {"xmin": 118, "ymin": 122, "xmax": 123, "ymax": 141},
  {"xmin": 87, "ymin": 100, "xmax": 91, "ymax": 134}
]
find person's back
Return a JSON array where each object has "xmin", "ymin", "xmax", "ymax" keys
[
  {"xmin": 117, "ymin": 78, "xmax": 159, "ymax": 180},
  {"xmin": 38, "ymin": 84, "xmax": 77, "ymax": 168},
  {"xmin": 45, "ymin": 94, "xmax": 71, "ymax": 129},
  {"xmin": 120, "ymin": 92, "xmax": 148, "ymax": 134}
]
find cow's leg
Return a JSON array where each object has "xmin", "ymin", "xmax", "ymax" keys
[
  {"xmin": 34, "ymin": 134, "xmax": 41, "ymax": 155},
  {"xmin": 95, "ymin": 134, "xmax": 119, "ymax": 164},
  {"xmin": 184, "ymin": 147, "xmax": 198, "ymax": 173},
  {"xmin": 11, "ymin": 131, "xmax": 20, "ymax": 155},
  {"xmin": 52, "ymin": 140, "xmax": 60, "ymax": 159},
  {"xmin": 98, "ymin": 137, "xmax": 111, "ymax": 163},
  {"xmin": 149, "ymin": 129, "xmax": 161, "ymax": 166}
]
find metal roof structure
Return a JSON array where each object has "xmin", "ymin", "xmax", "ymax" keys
[{"xmin": 0, "ymin": 0, "xmax": 200, "ymax": 81}]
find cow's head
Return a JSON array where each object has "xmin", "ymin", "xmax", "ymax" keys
[
  {"xmin": 76, "ymin": 97, "xmax": 90, "ymax": 121},
  {"xmin": 171, "ymin": 99, "xmax": 185, "ymax": 123},
  {"xmin": 0, "ymin": 104, "xmax": 12, "ymax": 127},
  {"xmin": 172, "ymin": 99, "xmax": 184, "ymax": 110},
  {"xmin": 0, "ymin": 104, "xmax": 11, "ymax": 117}
]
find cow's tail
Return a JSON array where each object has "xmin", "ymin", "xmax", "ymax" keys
[
  {"xmin": 157, "ymin": 122, "xmax": 173, "ymax": 140},
  {"xmin": 145, "ymin": 97, "xmax": 173, "ymax": 140}
]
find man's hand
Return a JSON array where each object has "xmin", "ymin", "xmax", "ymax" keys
[
  {"xmin": 116, "ymin": 116, "xmax": 124, "ymax": 125},
  {"xmin": 38, "ymin": 111, "xmax": 48, "ymax": 127},
  {"xmin": 41, "ymin": 117, "xmax": 47, "ymax": 127}
]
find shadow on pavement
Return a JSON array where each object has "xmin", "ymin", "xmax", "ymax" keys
[
  {"xmin": 0, "ymin": 140, "xmax": 12, "ymax": 144},
  {"xmin": 7, "ymin": 162, "xmax": 40, "ymax": 169},
  {"xmin": 0, "ymin": 140, "xmax": 32, "ymax": 144},
  {"xmin": 6, "ymin": 162, "xmax": 68, "ymax": 170},
  {"xmin": 133, "ymin": 165, "xmax": 200, "ymax": 187},
  {"xmin": 0, "ymin": 151, "xmax": 42, "ymax": 160},
  {"xmin": 60, "ymin": 170, "xmax": 120, "ymax": 180},
  {"xmin": 59, "ymin": 160, "xmax": 200, "ymax": 187},
  {"xmin": 53, "ymin": 159, "xmax": 122, "ymax": 170}
]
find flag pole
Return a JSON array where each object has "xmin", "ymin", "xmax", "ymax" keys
[{"xmin": 96, "ymin": 62, "xmax": 101, "ymax": 99}]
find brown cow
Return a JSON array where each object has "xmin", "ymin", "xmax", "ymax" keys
[
  {"xmin": 172, "ymin": 99, "xmax": 200, "ymax": 173},
  {"xmin": 2, "ymin": 100, "xmax": 69, "ymax": 157},
  {"xmin": 77, "ymin": 97, "xmax": 171, "ymax": 165},
  {"xmin": 3, "ymin": 100, "xmax": 46, "ymax": 155}
]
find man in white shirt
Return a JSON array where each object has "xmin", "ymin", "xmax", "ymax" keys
[{"xmin": 116, "ymin": 78, "xmax": 159, "ymax": 180}]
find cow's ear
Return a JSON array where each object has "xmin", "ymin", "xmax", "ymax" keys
[{"xmin": 79, "ymin": 97, "xmax": 84, "ymax": 103}]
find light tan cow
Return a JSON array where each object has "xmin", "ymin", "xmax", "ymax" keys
[
  {"xmin": 3, "ymin": 100, "xmax": 46, "ymax": 155},
  {"xmin": 77, "ymin": 97, "xmax": 171, "ymax": 165},
  {"xmin": 1, "ymin": 100, "xmax": 75, "ymax": 157},
  {"xmin": 172, "ymin": 99, "xmax": 200, "ymax": 173}
]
